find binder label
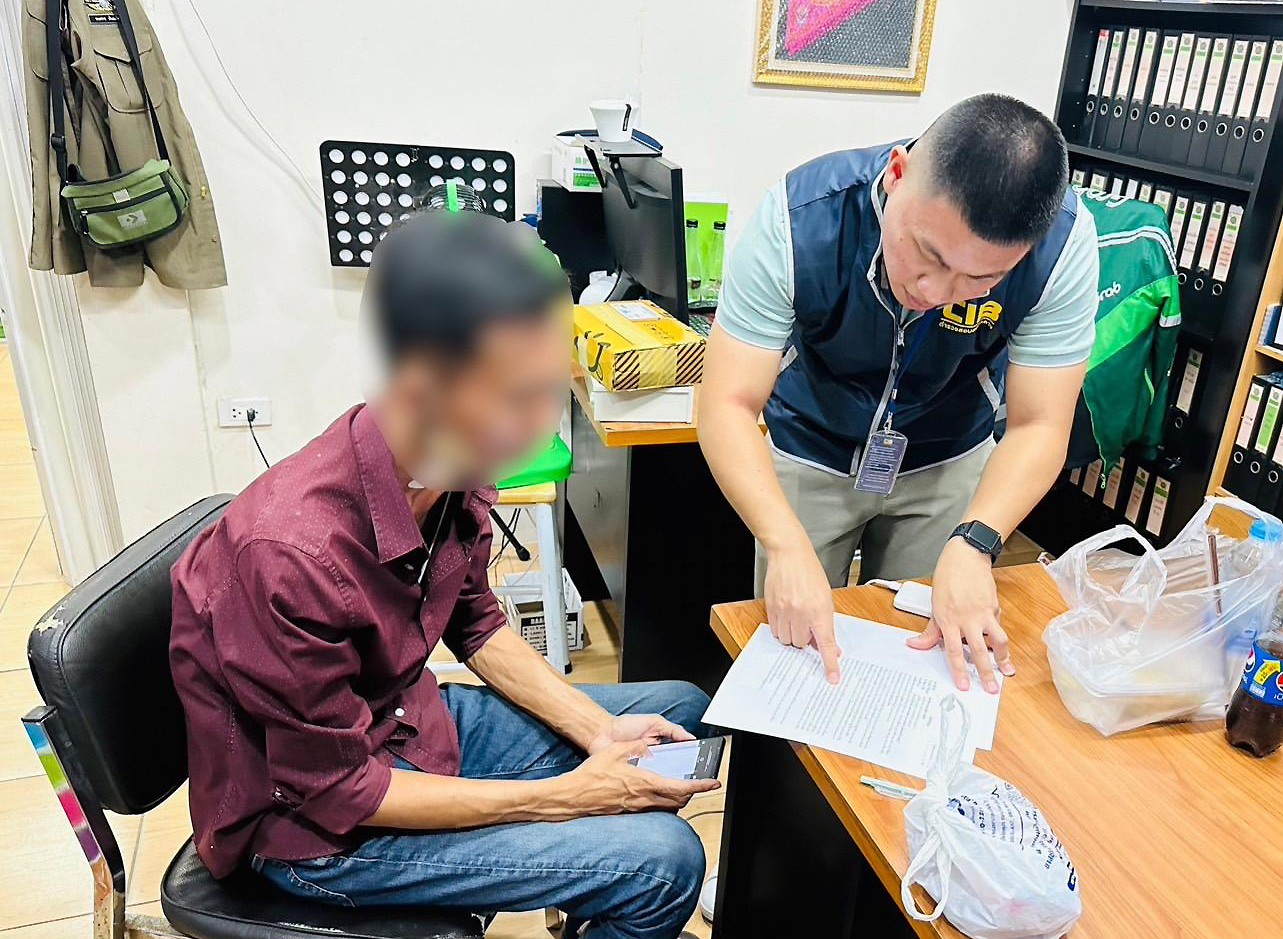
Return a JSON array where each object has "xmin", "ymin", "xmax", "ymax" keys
[
  {"xmin": 1169, "ymin": 196, "xmax": 1191, "ymax": 248},
  {"xmin": 1103, "ymin": 459, "xmax": 1126, "ymax": 509},
  {"xmin": 1182, "ymin": 36, "xmax": 1213, "ymax": 111},
  {"xmin": 1220, "ymin": 40, "xmax": 1250, "ymax": 116},
  {"xmin": 1269, "ymin": 403, "xmax": 1283, "ymax": 463},
  {"xmin": 1139, "ymin": 182, "xmax": 1154, "ymax": 201},
  {"xmin": 1180, "ymin": 201, "xmax": 1206, "ymax": 270},
  {"xmin": 1069, "ymin": 466, "xmax": 1084, "ymax": 486},
  {"xmin": 1200, "ymin": 37, "xmax": 1231, "ymax": 113},
  {"xmin": 1110, "ymin": 177, "xmax": 1125, "ymax": 197},
  {"xmin": 1168, "ymin": 33, "xmax": 1197, "ymax": 107},
  {"xmin": 1237, "ymin": 382, "xmax": 1265, "ymax": 449},
  {"xmin": 1090, "ymin": 172, "xmax": 1109, "ymax": 190},
  {"xmin": 1199, "ymin": 201, "xmax": 1227, "ymax": 272},
  {"xmin": 1133, "ymin": 30, "xmax": 1160, "ymax": 102},
  {"xmin": 1087, "ymin": 28, "xmax": 1111, "ymax": 96},
  {"xmin": 1255, "ymin": 39, "xmax": 1283, "ymax": 121},
  {"xmin": 1214, "ymin": 205, "xmax": 1243, "ymax": 282},
  {"xmin": 1146, "ymin": 477, "xmax": 1171, "ymax": 536},
  {"xmin": 1237, "ymin": 41, "xmax": 1268, "ymax": 121},
  {"xmin": 1125, "ymin": 468, "xmax": 1151, "ymax": 524},
  {"xmin": 1082, "ymin": 458, "xmax": 1104, "ymax": 495},
  {"xmin": 1124, "ymin": 178, "xmax": 1140, "ymax": 199},
  {"xmin": 1102, "ymin": 30, "xmax": 1126, "ymax": 99},
  {"xmin": 1153, "ymin": 189, "xmax": 1173, "ymax": 213},
  {"xmin": 1176, "ymin": 349, "xmax": 1202, "ymax": 413},
  {"xmin": 1151, "ymin": 34, "xmax": 1180, "ymax": 106},
  {"xmin": 1071, "ymin": 168, "xmax": 1086, "ymax": 186},
  {"xmin": 1117, "ymin": 29, "xmax": 1142, "ymax": 101},
  {"xmin": 1255, "ymin": 386, "xmax": 1283, "ymax": 454}
]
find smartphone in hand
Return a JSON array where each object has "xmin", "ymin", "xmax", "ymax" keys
[{"xmin": 629, "ymin": 736, "xmax": 727, "ymax": 780}]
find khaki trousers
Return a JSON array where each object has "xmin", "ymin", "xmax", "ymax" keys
[{"xmin": 754, "ymin": 439, "xmax": 995, "ymax": 593}]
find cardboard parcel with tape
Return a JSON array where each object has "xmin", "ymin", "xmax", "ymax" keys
[{"xmin": 572, "ymin": 300, "xmax": 706, "ymax": 422}]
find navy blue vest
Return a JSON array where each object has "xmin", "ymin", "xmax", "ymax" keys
[{"xmin": 765, "ymin": 142, "xmax": 1078, "ymax": 475}]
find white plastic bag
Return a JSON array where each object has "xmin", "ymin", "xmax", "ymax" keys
[
  {"xmin": 1043, "ymin": 496, "xmax": 1283, "ymax": 735},
  {"xmin": 901, "ymin": 699, "xmax": 1081, "ymax": 939}
]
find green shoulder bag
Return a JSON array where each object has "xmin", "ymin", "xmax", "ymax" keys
[{"xmin": 46, "ymin": 0, "xmax": 188, "ymax": 249}]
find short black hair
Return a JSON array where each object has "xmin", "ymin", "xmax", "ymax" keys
[
  {"xmin": 368, "ymin": 210, "xmax": 569, "ymax": 360},
  {"xmin": 919, "ymin": 93, "xmax": 1069, "ymax": 246}
]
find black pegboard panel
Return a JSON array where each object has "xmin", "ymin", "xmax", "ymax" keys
[{"xmin": 320, "ymin": 140, "xmax": 516, "ymax": 267}]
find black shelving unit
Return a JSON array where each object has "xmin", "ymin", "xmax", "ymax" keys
[
  {"xmin": 1065, "ymin": 142, "xmax": 1254, "ymax": 192},
  {"xmin": 1023, "ymin": 0, "xmax": 1283, "ymax": 554}
]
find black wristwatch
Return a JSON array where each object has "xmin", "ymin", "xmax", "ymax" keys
[{"xmin": 951, "ymin": 520, "xmax": 1004, "ymax": 561}]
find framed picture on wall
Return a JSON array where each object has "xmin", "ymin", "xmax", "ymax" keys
[{"xmin": 753, "ymin": 0, "xmax": 938, "ymax": 92}]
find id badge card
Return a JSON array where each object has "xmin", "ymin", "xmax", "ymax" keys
[{"xmin": 854, "ymin": 430, "xmax": 908, "ymax": 494}]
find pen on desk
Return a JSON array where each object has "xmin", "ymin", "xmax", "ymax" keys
[{"xmin": 859, "ymin": 776, "xmax": 920, "ymax": 800}]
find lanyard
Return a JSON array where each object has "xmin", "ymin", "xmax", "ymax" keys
[
  {"xmin": 416, "ymin": 492, "xmax": 453, "ymax": 590},
  {"xmin": 882, "ymin": 312, "xmax": 938, "ymax": 431}
]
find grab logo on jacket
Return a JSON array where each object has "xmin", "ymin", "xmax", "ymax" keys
[{"xmin": 940, "ymin": 299, "xmax": 1003, "ymax": 334}]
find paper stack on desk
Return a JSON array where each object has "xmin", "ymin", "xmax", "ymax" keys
[
  {"xmin": 703, "ymin": 614, "xmax": 1002, "ymax": 778},
  {"xmin": 587, "ymin": 375, "xmax": 694, "ymax": 422}
]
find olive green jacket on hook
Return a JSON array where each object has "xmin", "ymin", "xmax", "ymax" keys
[{"xmin": 22, "ymin": 0, "xmax": 227, "ymax": 289}]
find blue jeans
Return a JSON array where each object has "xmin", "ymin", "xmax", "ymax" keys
[{"xmin": 255, "ymin": 680, "xmax": 713, "ymax": 939}]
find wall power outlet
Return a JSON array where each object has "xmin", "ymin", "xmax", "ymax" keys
[{"xmin": 217, "ymin": 397, "xmax": 273, "ymax": 427}]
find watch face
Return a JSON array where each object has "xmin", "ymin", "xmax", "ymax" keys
[{"xmin": 966, "ymin": 521, "xmax": 1002, "ymax": 554}]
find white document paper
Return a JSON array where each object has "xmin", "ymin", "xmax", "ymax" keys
[{"xmin": 703, "ymin": 614, "xmax": 1002, "ymax": 779}]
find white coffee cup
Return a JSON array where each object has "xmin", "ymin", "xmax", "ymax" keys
[{"xmin": 589, "ymin": 99, "xmax": 635, "ymax": 143}]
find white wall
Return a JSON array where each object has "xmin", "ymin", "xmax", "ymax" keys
[{"xmin": 79, "ymin": 0, "xmax": 1073, "ymax": 539}]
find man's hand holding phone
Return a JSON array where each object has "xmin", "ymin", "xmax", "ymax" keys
[{"xmin": 568, "ymin": 741, "xmax": 720, "ymax": 814}]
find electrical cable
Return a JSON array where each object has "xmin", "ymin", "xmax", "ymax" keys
[
  {"xmin": 174, "ymin": 0, "xmax": 323, "ymax": 207},
  {"xmin": 246, "ymin": 408, "xmax": 271, "ymax": 470},
  {"xmin": 682, "ymin": 805, "xmax": 723, "ymax": 820},
  {"xmin": 866, "ymin": 578, "xmax": 904, "ymax": 592}
]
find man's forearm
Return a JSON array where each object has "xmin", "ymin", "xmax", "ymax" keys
[
  {"xmin": 960, "ymin": 421, "xmax": 1069, "ymax": 538},
  {"xmin": 465, "ymin": 624, "xmax": 610, "ymax": 750},
  {"xmin": 364, "ymin": 766, "xmax": 581, "ymax": 829},
  {"xmin": 698, "ymin": 400, "xmax": 808, "ymax": 552}
]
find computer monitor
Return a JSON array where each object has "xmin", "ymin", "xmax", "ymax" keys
[{"xmin": 596, "ymin": 151, "xmax": 688, "ymax": 322}]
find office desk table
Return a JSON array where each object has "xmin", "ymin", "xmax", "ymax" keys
[
  {"xmin": 563, "ymin": 372, "xmax": 765, "ymax": 693},
  {"xmin": 709, "ymin": 563, "xmax": 1283, "ymax": 939}
]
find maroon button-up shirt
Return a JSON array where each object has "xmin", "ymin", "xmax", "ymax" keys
[{"xmin": 170, "ymin": 404, "xmax": 505, "ymax": 878}]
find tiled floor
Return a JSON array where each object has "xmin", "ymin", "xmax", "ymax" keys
[{"xmin": 0, "ymin": 342, "xmax": 720, "ymax": 938}]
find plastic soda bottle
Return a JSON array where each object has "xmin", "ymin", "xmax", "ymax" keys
[{"xmin": 1226, "ymin": 615, "xmax": 1283, "ymax": 757}]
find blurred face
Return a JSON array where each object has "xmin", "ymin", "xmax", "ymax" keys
[
  {"xmin": 388, "ymin": 303, "xmax": 570, "ymax": 489},
  {"xmin": 879, "ymin": 145, "xmax": 1031, "ymax": 312}
]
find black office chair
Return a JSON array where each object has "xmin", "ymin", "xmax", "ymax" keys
[{"xmin": 22, "ymin": 495, "xmax": 487, "ymax": 939}]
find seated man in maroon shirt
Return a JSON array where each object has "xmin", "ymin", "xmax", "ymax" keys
[{"xmin": 170, "ymin": 211, "xmax": 716, "ymax": 939}]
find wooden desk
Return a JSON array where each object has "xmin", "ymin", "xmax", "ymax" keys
[
  {"xmin": 562, "ymin": 371, "xmax": 760, "ymax": 692},
  {"xmin": 709, "ymin": 563, "xmax": 1283, "ymax": 939}
]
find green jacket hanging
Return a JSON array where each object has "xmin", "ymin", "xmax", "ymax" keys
[{"xmin": 1068, "ymin": 186, "xmax": 1181, "ymax": 481}]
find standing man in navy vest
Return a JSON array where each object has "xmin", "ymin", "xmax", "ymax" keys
[{"xmin": 698, "ymin": 94, "xmax": 1097, "ymax": 694}]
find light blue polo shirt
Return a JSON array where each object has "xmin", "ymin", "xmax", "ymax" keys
[{"xmin": 718, "ymin": 179, "xmax": 1099, "ymax": 368}]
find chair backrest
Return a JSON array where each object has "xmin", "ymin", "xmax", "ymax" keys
[{"xmin": 26, "ymin": 495, "xmax": 232, "ymax": 815}]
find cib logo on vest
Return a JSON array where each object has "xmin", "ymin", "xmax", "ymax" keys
[{"xmin": 939, "ymin": 300, "xmax": 1002, "ymax": 334}]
